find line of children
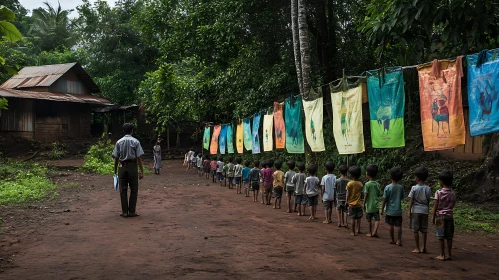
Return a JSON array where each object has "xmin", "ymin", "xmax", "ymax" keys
[{"xmin": 242, "ymin": 160, "xmax": 251, "ymax": 197}]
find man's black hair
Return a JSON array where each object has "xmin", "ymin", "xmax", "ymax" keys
[
  {"xmin": 267, "ymin": 159, "xmax": 274, "ymax": 168},
  {"xmin": 307, "ymin": 164, "xmax": 317, "ymax": 175},
  {"xmin": 244, "ymin": 160, "xmax": 251, "ymax": 167},
  {"xmin": 254, "ymin": 160, "xmax": 260, "ymax": 167},
  {"xmin": 228, "ymin": 157, "xmax": 233, "ymax": 163},
  {"xmin": 287, "ymin": 160, "xmax": 296, "ymax": 170},
  {"xmin": 205, "ymin": 155, "xmax": 210, "ymax": 160},
  {"xmin": 325, "ymin": 161, "xmax": 335, "ymax": 173},
  {"xmin": 297, "ymin": 162, "xmax": 306, "ymax": 172},
  {"xmin": 390, "ymin": 167, "xmax": 403, "ymax": 182},
  {"xmin": 366, "ymin": 164, "xmax": 378, "ymax": 178},
  {"xmin": 338, "ymin": 165, "xmax": 348, "ymax": 176},
  {"xmin": 438, "ymin": 170, "xmax": 453, "ymax": 187},
  {"xmin": 123, "ymin": 123, "xmax": 134, "ymax": 135},
  {"xmin": 275, "ymin": 160, "xmax": 282, "ymax": 170},
  {"xmin": 415, "ymin": 166, "xmax": 429, "ymax": 182},
  {"xmin": 236, "ymin": 157, "xmax": 242, "ymax": 164},
  {"xmin": 348, "ymin": 166, "xmax": 361, "ymax": 179}
]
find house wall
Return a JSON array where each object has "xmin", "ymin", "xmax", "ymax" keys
[
  {"xmin": 0, "ymin": 98, "xmax": 34, "ymax": 139},
  {"xmin": 49, "ymin": 71, "xmax": 91, "ymax": 95}
]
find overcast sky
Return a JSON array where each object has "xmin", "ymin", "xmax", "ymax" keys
[{"xmin": 19, "ymin": 0, "xmax": 116, "ymax": 18}]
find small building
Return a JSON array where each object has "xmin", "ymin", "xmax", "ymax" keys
[{"xmin": 0, "ymin": 63, "xmax": 111, "ymax": 141}]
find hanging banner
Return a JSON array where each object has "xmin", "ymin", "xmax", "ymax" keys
[
  {"xmin": 243, "ymin": 118, "xmax": 252, "ymax": 151},
  {"xmin": 226, "ymin": 124, "xmax": 234, "ymax": 154},
  {"xmin": 236, "ymin": 120, "xmax": 244, "ymax": 153},
  {"xmin": 302, "ymin": 91, "xmax": 325, "ymax": 152},
  {"xmin": 330, "ymin": 82, "xmax": 365, "ymax": 154},
  {"xmin": 252, "ymin": 113, "xmax": 262, "ymax": 154},
  {"xmin": 366, "ymin": 67, "xmax": 406, "ymax": 148},
  {"xmin": 210, "ymin": 125, "xmax": 221, "ymax": 155},
  {"xmin": 285, "ymin": 96, "xmax": 305, "ymax": 153},
  {"xmin": 219, "ymin": 124, "xmax": 227, "ymax": 154},
  {"xmin": 466, "ymin": 50, "xmax": 499, "ymax": 136},
  {"xmin": 263, "ymin": 113, "xmax": 274, "ymax": 152},
  {"xmin": 273, "ymin": 102, "xmax": 286, "ymax": 149},
  {"xmin": 418, "ymin": 57, "xmax": 465, "ymax": 151},
  {"xmin": 203, "ymin": 126, "xmax": 211, "ymax": 150}
]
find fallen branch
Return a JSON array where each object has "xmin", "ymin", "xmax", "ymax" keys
[{"xmin": 22, "ymin": 150, "xmax": 40, "ymax": 162}]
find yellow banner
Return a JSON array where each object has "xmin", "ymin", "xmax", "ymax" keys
[
  {"xmin": 236, "ymin": 120, "xmax": 244, "ymax": 153},
  {"xmin": 263, "ymin": 113, "xmax": 274, "ymax": 152}
]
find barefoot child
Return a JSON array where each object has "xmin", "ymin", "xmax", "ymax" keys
[
  {"xmin": 305, "ymin": 164, "xmax": 320, "ymax": 220},
  {"xmin": 203, "ymin": 155, "xmax": 211, "ymax": 179},
  {"xmin": 259, "ymin": 161, "xmax": 267, "ymax": 204},
  {"xmin": 335, "ymin": 165, "xmax": 349, "ymax": 227},
  {"xmin": 197, "ymin": 153, "xmax": 203, "ymax": 177},
  {"xmin": 262, "ymin": 161, "xmax": 274, "ymax": 205},
  {"xmin": 210, "ymin": 157, "xmax": 218, "ymax": 183},
  {"xmin": 242, "ymin": 160, "xmax": 252, "ymax": 197},
  {"xmin": 217, "ymin": 157, "xmax": 224, "ymax": 186},
  {"xmin": 234, "ymin": 157, "xmax": 243, "ymax": 194},
  {"xmin": 432, "ymin": 170, "xmax": 456, "ymax": 261},
  {"xmin": 346, "ymin": 166, "xmax": 363, "ymax": 235},
  {"xmin": 227, "ymin": 157, "xmax": 235, "ymax": 189},
  {"xmin": 381, "ymin": 167, "xmax": 405, "ymax": 245},
  {"xmin": 272, "ymin": 161, "xmax": 285, "ymax": 209},
  {"xmin": 409, "ymin": 167, "xmax": 431, "ymax": 254},
  {"xmin": 363, "ymin": 164, "xmax": 381, "ymax": 237},
  {"xmin": 292, "ymin": 163, "xmax": 307, "ymax": 216},
  {"xmin": 249, "ymin": 161, "xmax": 261, "ymax": 202},
  {"xmin": 321, "ymin": 161, "xmax": 336, "ymax": 224},
  {"xmin": 284, "ymin": 160, "xmax": 296, "ymax": 213}
]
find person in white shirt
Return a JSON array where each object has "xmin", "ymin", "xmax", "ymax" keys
[
  {"xmin": 305, "ymin": 164, "xmax": 320, "ymax": 220},
  {"xmin": 321, "ymin": 161, "xmax": 336, "ymax": 224}
]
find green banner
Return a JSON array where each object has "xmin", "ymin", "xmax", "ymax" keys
[
  {"xmin": 285, "ymin": 96, "xmax": 305, "ymax": 153},
  {"xmin": 203, "ymin": 127, "xmax": 210, "ymax": 150}
]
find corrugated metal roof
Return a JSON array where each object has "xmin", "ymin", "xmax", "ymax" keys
[{"xmin": 0, "ymin": 88, "xmax": 112, "ymax": 106}]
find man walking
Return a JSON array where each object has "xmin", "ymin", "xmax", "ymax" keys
[{"xmin": 113, "ymin": 123, "xmax": 145, "ymax": 218}]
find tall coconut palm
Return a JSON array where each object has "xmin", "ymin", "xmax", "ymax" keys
[
  {"xmin": 30, "ymin": 1, "xmax": 75, "ymax": 51},
  {"xmin": 297, "ymin": 0, "xmax": 311, "ymax": 98},
  {"xmin": 291, "ymin": 0, "xmax": 303, "ymax": 95}
]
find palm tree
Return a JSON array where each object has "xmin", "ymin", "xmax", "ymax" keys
[
  {"xmin": 30, "ymin": 1, "xmax": 75, "ymax": 51},
  {"xmin": 291, "ymin": 0, "xmax": 303, "ymax": 95},
  {"xmin": 297, "ymin": 0, "xmax": 311, "ymax": 97}
]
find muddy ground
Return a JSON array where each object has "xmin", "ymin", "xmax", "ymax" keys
[{"xmin": 1, "ymin": 160, "xmax": 499, "ymax": 279}]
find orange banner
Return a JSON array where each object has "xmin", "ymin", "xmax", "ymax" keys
[
  {"xmin": 210, "ymin": 125, "xmax": 221, "ymax": 154},
  {"xmin": 418, "ymin": 57, "xmax": 465, "ymax": 151},
  {"xmin": 236, "ymin": 120, "xmax": 244, "ymax": 153},
  {"xmin": 273, "ymin": 102, "xmax": 286, "ymax": 149}
]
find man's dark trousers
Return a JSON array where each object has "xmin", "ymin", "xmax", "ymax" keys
[{"xmin": 119, "ymin": 161, "xmax": 138, "ymax": 214}]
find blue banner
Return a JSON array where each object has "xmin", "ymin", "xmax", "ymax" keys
[
  {"xmin": 219, "ymin": 124, "xmax": 227, "ymax": 154},
  {"xmin": 252, "ymin": 113, "xmax": 261, "ymax": 154}
]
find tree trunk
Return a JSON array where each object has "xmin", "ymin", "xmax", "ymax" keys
[
  {"xmin": 291, "ymin": 0, "xmax": 304, "ymax": 94},
  {"xmin": 298, "ymin": 0, "xmax": 312, "ymax": 97}
]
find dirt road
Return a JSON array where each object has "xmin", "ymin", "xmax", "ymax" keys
[{"xmin": 1, "ymin": 160, "xmax": 499, "ymax": 279}]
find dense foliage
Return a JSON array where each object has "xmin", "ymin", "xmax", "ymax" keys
[{"xmin": 81, "ymin": 138, "xmax": 116, "ymax": 175}]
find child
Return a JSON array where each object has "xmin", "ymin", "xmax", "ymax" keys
[
  {"xmin": 381, "ymin": 167, "xmax": 405, "ymax": 245},
  {"xmin": 197, "ymin": 153, "xmax": 203, "ymax": 177},
  {"xmin": 363, "ymin": 164, "xmax": 381, "ymax": 237},
  {"xmin": 242, "ymin": 160, "xmax": 252, "ymax": 197},
  {"xmin": 223, "ymin": 161, "xmax": 229, "ymax": 187},
  {"xmin": 234, "ymin": 157, "xmax": 243, "ymax": 194},
  {"xmin": 153, "ymin": 138, "xmax": 161, "ymax": 175},
  {"xmin": 321, "ymin": 161, "xmax": 336, "ymax": 224},
  {"xmin": 249, "ymin": 161, "xmax": 261, "ymax": 202},
  {"xmin": 432, "ymin": 170, "xmax": 456, "ymax": 261},
  {"xmin": 210, "ymin": 157, "xmax": 218, "ymax": 183},
  {"xmin": 346, "ymin": 166, "xmax": 363, "ymax": 235},
  {"xmin": 262, "ymin": 160, "xmax": 274, "ymax": 205},
  {"xmin": 259, "ymin": 161, "xmax": 267, "ymax": 204},
  {"xmin": 284, "ymin": 160, "xmax": 296, "ymax": 213},
  {"xmin": 227, "ymin": 157, "xmax": 235, "ymax": 189},
  {"xmin": 408, "ymin": 167, "xmax": 431, "ymax": 254},
  {"xmin": 203, "ymin": 155, "xmax": 211, "ymax": 179},
  {"xmin": 272, "ymin": 161, "xmax": 285, "ymax": 209},
  {"xmin": 305, "ymin": 164, "xmax": 320, "ymax": 220},
  {"xmin": 292, "ymin": 163, "xmax": 307, "ymax": 216},
  {"xmin": 217, "ymin": 157, "xmax": 224, "ymax": 186},
  {"xmin": 191, "ymin": 152, "xmax": 198, "ymax": 174},
  {"xmin": 335, "ymin": 165, "xmax": 349, "ymax": 227}
]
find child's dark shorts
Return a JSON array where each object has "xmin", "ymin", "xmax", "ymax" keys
[
  {"xmin": 307, "ymin": 195, "xmax": 319, "ymax": 206},
  {"xmin": 273, "ymin": 186, "xmax": 283, "ymax": 198},
  {"xmin": 410, "ymin": 213, "xmax": 429, "ymax": 233},
  {"xmin": 348, "ymin": 206, "xmax": 363, "ymax": 219},
  {"xmin": 251, "ymin": 182, "xmax": 260, "ymax": 191},
  {"xmin": 323, "ymin": 200, "xmax": 334, "ymax": 209},
  {"xmin": 243, "ymin": 180, "xmax": 250, "ymax": 189},
  {"xmin": 263, "ymin": 184, "xmax": 273, "ymax": 195},
  {"xmin": 385, "ymin": 215, "xmax": 403, "ymax": 227},
  {"xmin": 234, "ymin": 177, "xmax": 241, "ymax": 184},
  {"xmin": 336, "ymin": 200, "xmax": 347, "ymax": 211},
  {"xmin": 294, "ymin": 195, "xmax": 308, "ymax": 205},
  {"xmin": 435, "ymin": 215, "xmax": 454, "ymax": 240},
  {"xmin": 366, "ymin": 211, "xmax": 380, "ymax": 221},
  {"xmin": 285, "ymin": 186, "xmax": 295, "ymax": 197}
]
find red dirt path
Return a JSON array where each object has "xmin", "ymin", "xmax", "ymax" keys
[{"xmin": 1, "ymin": 161, "xmax": 498, "ymax": 279}]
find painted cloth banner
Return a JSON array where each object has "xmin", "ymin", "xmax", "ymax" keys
[
  {"xmin": 366, "ymin": 67, "xmax": 406, "ymax": 148},
  {"xmin": 226, "ymin": 124, "xmax": 234, "ymax": 154},
  {"xmin": 252, "ymin": 113, "xmax": 262, "ymax": 154},
  {"xmin": 302, "ymin": 93, "xmax": 326, "ymax": 152},
  {"xmin": 236, "ymin": 120, "xmax": 244, "ymax": 153},
  {"xmin": 330, "ymin": 82, "xmax": 365, "ymax": 154},
  {"xmin": 243, "ymin": 118, "xmax": 252, "ymax": 151},
  {"xmin": 263, "ymin": 113, "xmax": 274, "ymax": 152},
  {"xmin": 210, "ymin": 125, "xmax": 221, "ymax": 155},
  {"xmin": 203, "ymin": 127, "xmax": 211, "ymax": 150},
  {"xmin": 418, "ymin": 57, "xmax": 465, "ymax": 151},
  {"xmin": 285, "ymin": 96, "xmax": 305, "ymax": 153},
  {"xmin": 466, "ymin": 50, "xmax": 499, "ymax": 136},
  {"xmin": 273, "ymin": 102, "xmax": 286, "ymax": 149},
  {"xmin": 219, "ymin": 124, "xmax": 227, "ymax": 154}
]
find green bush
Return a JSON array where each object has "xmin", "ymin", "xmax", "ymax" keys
[{"xmin": 81, "ymin": 138, "xmax": 115, "ymax": 174}]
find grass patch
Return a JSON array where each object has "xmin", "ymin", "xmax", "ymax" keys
[
  {"xmin": 0, "ymin": 161, "xmax": 56, "ymax": 205},
  {"xmin": 454, "ymin": 203, "xmax": 499, "ymax": 234}
]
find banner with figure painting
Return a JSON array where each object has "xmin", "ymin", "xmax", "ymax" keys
[
  {"xmin": 263, "ymin": 113, "xmax": 274, "ymax": 152},
  {"xmin": 236, "ymin": 120, "xmax": 244, "ymax": 153},
  {"xmin": 367, "ymin": 67, "xmax": 406, "ymax": 148},
  {"xmin": 285, "ymin": 96, "xmax": 305, "ymax": 153},
  {"xmin": 252, "ymin": 113, "xmax": 262, "ymax": 154},
  {"xmin": 226, "ymin": 124, "xmax": 234, "ymax": 153},
  {"xmin": 302, "ymin": 90, "xmax": 325, "ymax": 152},
  {"xmin": 210, "ymin": 125, "xmax": 221, "ymax": 155},
  {"xmin": 466, "ymin": 50, "xmax": 499, "ymax": 136},
  {"xmin": 330, "ymin": 81, "xmax": 365, "ymax": 154},
  {"xmin": 243, "ymin": 118, "xmax": 252, "ymax": 151},
  {"xmin": 273, "ymin": 102, "xmax": 286, "ymax": 149},
  {"xmin": 203, "ymin": 127, "xmax": 211, "ymax": 150},
  {"xmin": 418, "ymin": 57, "xmax": 465, "ymax": 151},
  {"xmin": 219, "ymin": 124, "xmax": 227, "ymax": 154}
]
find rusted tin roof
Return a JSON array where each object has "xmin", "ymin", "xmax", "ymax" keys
[
  {"xmin": 1, "ymin": 62, "xmax": 100, "ymax": 93},
  {"xmin": 0, "ymin": 88, "xmax": 112, "ymax": 105}
]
